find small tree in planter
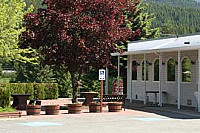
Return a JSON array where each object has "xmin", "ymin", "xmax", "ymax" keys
[{"xmin": 21, "ymin": 0, "xmax": 141, "ymax": 112}]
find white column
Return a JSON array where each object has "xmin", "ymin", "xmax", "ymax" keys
[
  {"xmin": 117, "ymin": 55, "xmax": 120, "ymax": 94},
  {"xmin": 105, "ymin": 67, "xmax": 109, "ymax": 94},
  {"xmin": 178, "ymin": 51, "xmax": 181, "ymax": 109},
  {"xmin": 159, "ymin": 53, "xmax": 163, "ymax": 107},
  {"xmin": 144, "ymin": 54, "xmax": 147, "ymax": 105},
  {"xmin": 129, "ymin": 55, "xmax": 133, "ymax": 103},
  {"xmin": 198, "ymin": 49, "xmax": 200, "ymax": 112}
]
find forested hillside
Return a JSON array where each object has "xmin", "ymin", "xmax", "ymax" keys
[
  {"xmin": 23, "ymin": 0, "xmax": 200, "ymax": 35},
  {"xmin": 144, "ymin": 0, "xmax": 200, "ymax": 35}
]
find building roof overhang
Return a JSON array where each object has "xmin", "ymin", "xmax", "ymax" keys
[{"xmin": 111, "ymin": 34, "xmax": 200, "ymax": 56}]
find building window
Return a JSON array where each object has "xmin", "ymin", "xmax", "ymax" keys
[
  {"xmin": 182, "ymin": 57, "xmax": 191, "ymax": 82},
  {"xmin": 167, "ymin": 58, "xmax": 175, "ymax": 81},
  {"xmin": 154, "ymin": 59, "xmax": 159, "ymax": 81},
  {"xmin": 132, "ymin": 60, "xmax": 137, "ymax": 80},
  {"xmin": 142, "ymin": 60, "xmax": 149, "ymax": 81}
]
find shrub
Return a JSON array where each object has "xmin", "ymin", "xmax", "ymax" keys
[
  {"xmin": 0, "ymin": 83, "xmax": 58, "ymax": 107},
  {"xmin": 44, "ymin": 83, "xmax": 59, "ymax": 99},
  {"xmin": 9, "ymin": 83, "xmax": 26, "ymax": 94},
  {"xmin": 0, "ymin": 86, "xmax": 10, "ymax": 108},
  {"xmin": 34, "ymin": 83, "xmax": 45, "ymax": 100},
  {"xmin": 25, "ymin": 83, "xmax": 34, "ymax": 99}
]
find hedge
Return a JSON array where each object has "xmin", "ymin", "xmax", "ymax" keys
[
  {"xmin": 0, "ymin": 86, "xmax": 10, "ymax": 108},
  {"xmin": 0, "ymin": 83, "xmax": 58, "ymax": 108}
]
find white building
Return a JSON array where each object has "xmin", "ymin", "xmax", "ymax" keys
[{"xmin": 112, "ymin": 33, "xmax": 200, "ymax": 112}]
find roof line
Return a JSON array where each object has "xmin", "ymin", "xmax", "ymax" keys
[{"xmin": 129, "ymin": 32, "xmax": 200, "ymax": 44}]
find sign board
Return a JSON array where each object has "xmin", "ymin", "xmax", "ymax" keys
[{"xmin": 99, "ymin": 69, "xmax": 105, "ymax": 80}]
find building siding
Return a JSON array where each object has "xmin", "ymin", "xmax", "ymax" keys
[{"xmin": 127, "ymin": 50, "xmax": 198, "ymax": 107}]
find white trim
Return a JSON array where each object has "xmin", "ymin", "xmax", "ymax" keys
[
  {"xmin": 181, "ymin": 56, "xmax": 191, "ymax": 62},
  {"xmin": 159, "ymin": 52, "xmax": 163, "ymax": 107},
  {"xmin": 132, "ymin": 80, "xmax": 137, "ymax": 82},
  {"xmin": 117, "ymin": 55, "xmax": 120, "ymax": 93},
  {"xmin": 166, "ymin": 81, "xmax": 177, "ymax": 84},
  {"xmin": 141, "ymin": 59, "xmax": 149, "ymax": 81},
  {"xmin": 129, "ymin": 55, "xmax": 133, "ymax": 103},
  {"xmin": 198, "ymin": 49, "xmax": 200, "ymax": 112},
  {"xmin": 144, "ymin": 54, "xmax": 147, "ymax": 105},
  {"xmin": 105, "ymin": 67, "xmax": 109, "ymax": 94},
  {"xmin": 178, "ymin": 51, "xmax": 181, "ymax": 109},
  {"xmin": 141, "ymin": 81, "xmax": 149, "ymax": 82},
  {"xmin": 181, "ymin": 82, "xmax": 192, "ymax": 84},
  {"xmin": 111, "ymin": 45, "xmax": 200, "ymax": 56},
  {"xmin": 196, "ymin": 61, "xmax": 199, "ymax": 84}
]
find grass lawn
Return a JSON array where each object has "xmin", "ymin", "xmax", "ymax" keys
[{"xmin": 0, "ymin": 107, "xmax": 16, "ymax": 113}]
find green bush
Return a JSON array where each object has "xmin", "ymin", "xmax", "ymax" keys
[
  {"xmin": 44, "ymin": 83, "xmax": 59, "ymax": 99},
  {"xmin": 0, "ymin": 83, "xmax": 58, "ymax": 107},
  {"xmin": 25, "ymin": 83, "xmax": 34, "ymax": 99},
  {"xmin": 9, "ymin": 83, "xmax": 26, "ymax": 94},
  {"xmin": 0, "ymin": 86, "xmax": 10, "ymax": 108},
  {"xmin": 34, "ymin": 83, "xmax": 45, "ymax": 100}
]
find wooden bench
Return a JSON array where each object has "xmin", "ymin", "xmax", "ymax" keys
[{"xmin": 103, "ymin": 94, "xmax": 127, "ymax": 111}]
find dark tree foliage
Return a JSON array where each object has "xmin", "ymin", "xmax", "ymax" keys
[
  {"xmin": 144, "ymin": 0, "xmax": 200, "ymax": 35},
  {"xmin": 21, "ymin": 0, "xmax": 141, "ymax": 103}
]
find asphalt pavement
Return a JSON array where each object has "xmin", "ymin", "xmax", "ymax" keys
[{"xmin": 1, "ymin": 107, "xmax": 200, "ymax": 133}]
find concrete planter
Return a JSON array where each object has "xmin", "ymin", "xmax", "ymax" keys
[
  {"xmin": 68, "ymin": 103, "xmax": 82, "ymax": 114},
  {"xmin": 89, "ymin": 102, "xmax": 100, "ymax": 113},
  {"xmin": 26, "ymin": 104, "xmax": 41, "ymax": 115},
  {"xmin": 44, "ymin": 105, "xmax": 60, "ymax": 115},
  {"xmin": 108, "ymin": 102, "xmax": 122, "ymax": 112}
]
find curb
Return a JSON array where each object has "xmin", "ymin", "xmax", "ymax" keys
[{"xmin": 0, "ymin": 112, "xmax": 22, "ymax": 118}]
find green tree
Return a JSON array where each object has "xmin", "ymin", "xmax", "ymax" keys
[
  {"xmin": 0, "ymin": 0, "xmax": 35, "ymax": 63},
  {"xmin": 114, "ymin": 1, "xmax": 160, "ymax": 94},
  {"xmin": 24, "ymin": 0, "xmax": 44, "ymax": 12},
  {"xmin": 54, "ymin": 68, "xmax": 72, "ymax": 98},
  {"xmin": 145, "ymin": 0, "xmax": 200, "ymax": 35},
  {"xmin": 126, "ymin": 1, "xmax": 160, "ymax": 41},
  {"xmin": 13, "ymin": 53, "xmax": 54, "ymax": 83}
]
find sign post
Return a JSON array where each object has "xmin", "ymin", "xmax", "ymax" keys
[{"xmin": 99, "ymin": 69, "xmax": 105, "ymax": 112}]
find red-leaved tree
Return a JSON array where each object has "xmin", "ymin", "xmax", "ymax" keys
[{"xmin": 21, "ymin": 0, "xmax": 141, "ymax": 103}]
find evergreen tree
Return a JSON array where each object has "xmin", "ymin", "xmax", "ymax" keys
[
  {"xmin": 14, "ymin": 53, "xmax": 54, "ymax": 83},
  {"xmin": 126, "ymin": 1, "xmax": 160, "ymax": 41},
  {"xmin": 144, "ymin": 0, "xmax": 200, "ymax": 35}
]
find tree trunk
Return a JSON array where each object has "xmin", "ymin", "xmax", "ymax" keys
[
  {"xmin": 71, "ymin": 73, "xmax": 78, "ymax": 103},
  {"xmin": 70, "ymin": 72, "xmax": 82, "ymax": 103}
]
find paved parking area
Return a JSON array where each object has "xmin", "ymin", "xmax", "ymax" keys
[{"xmin": 1, "ymin": 106, "xmax": 200, "ymax": 133}]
